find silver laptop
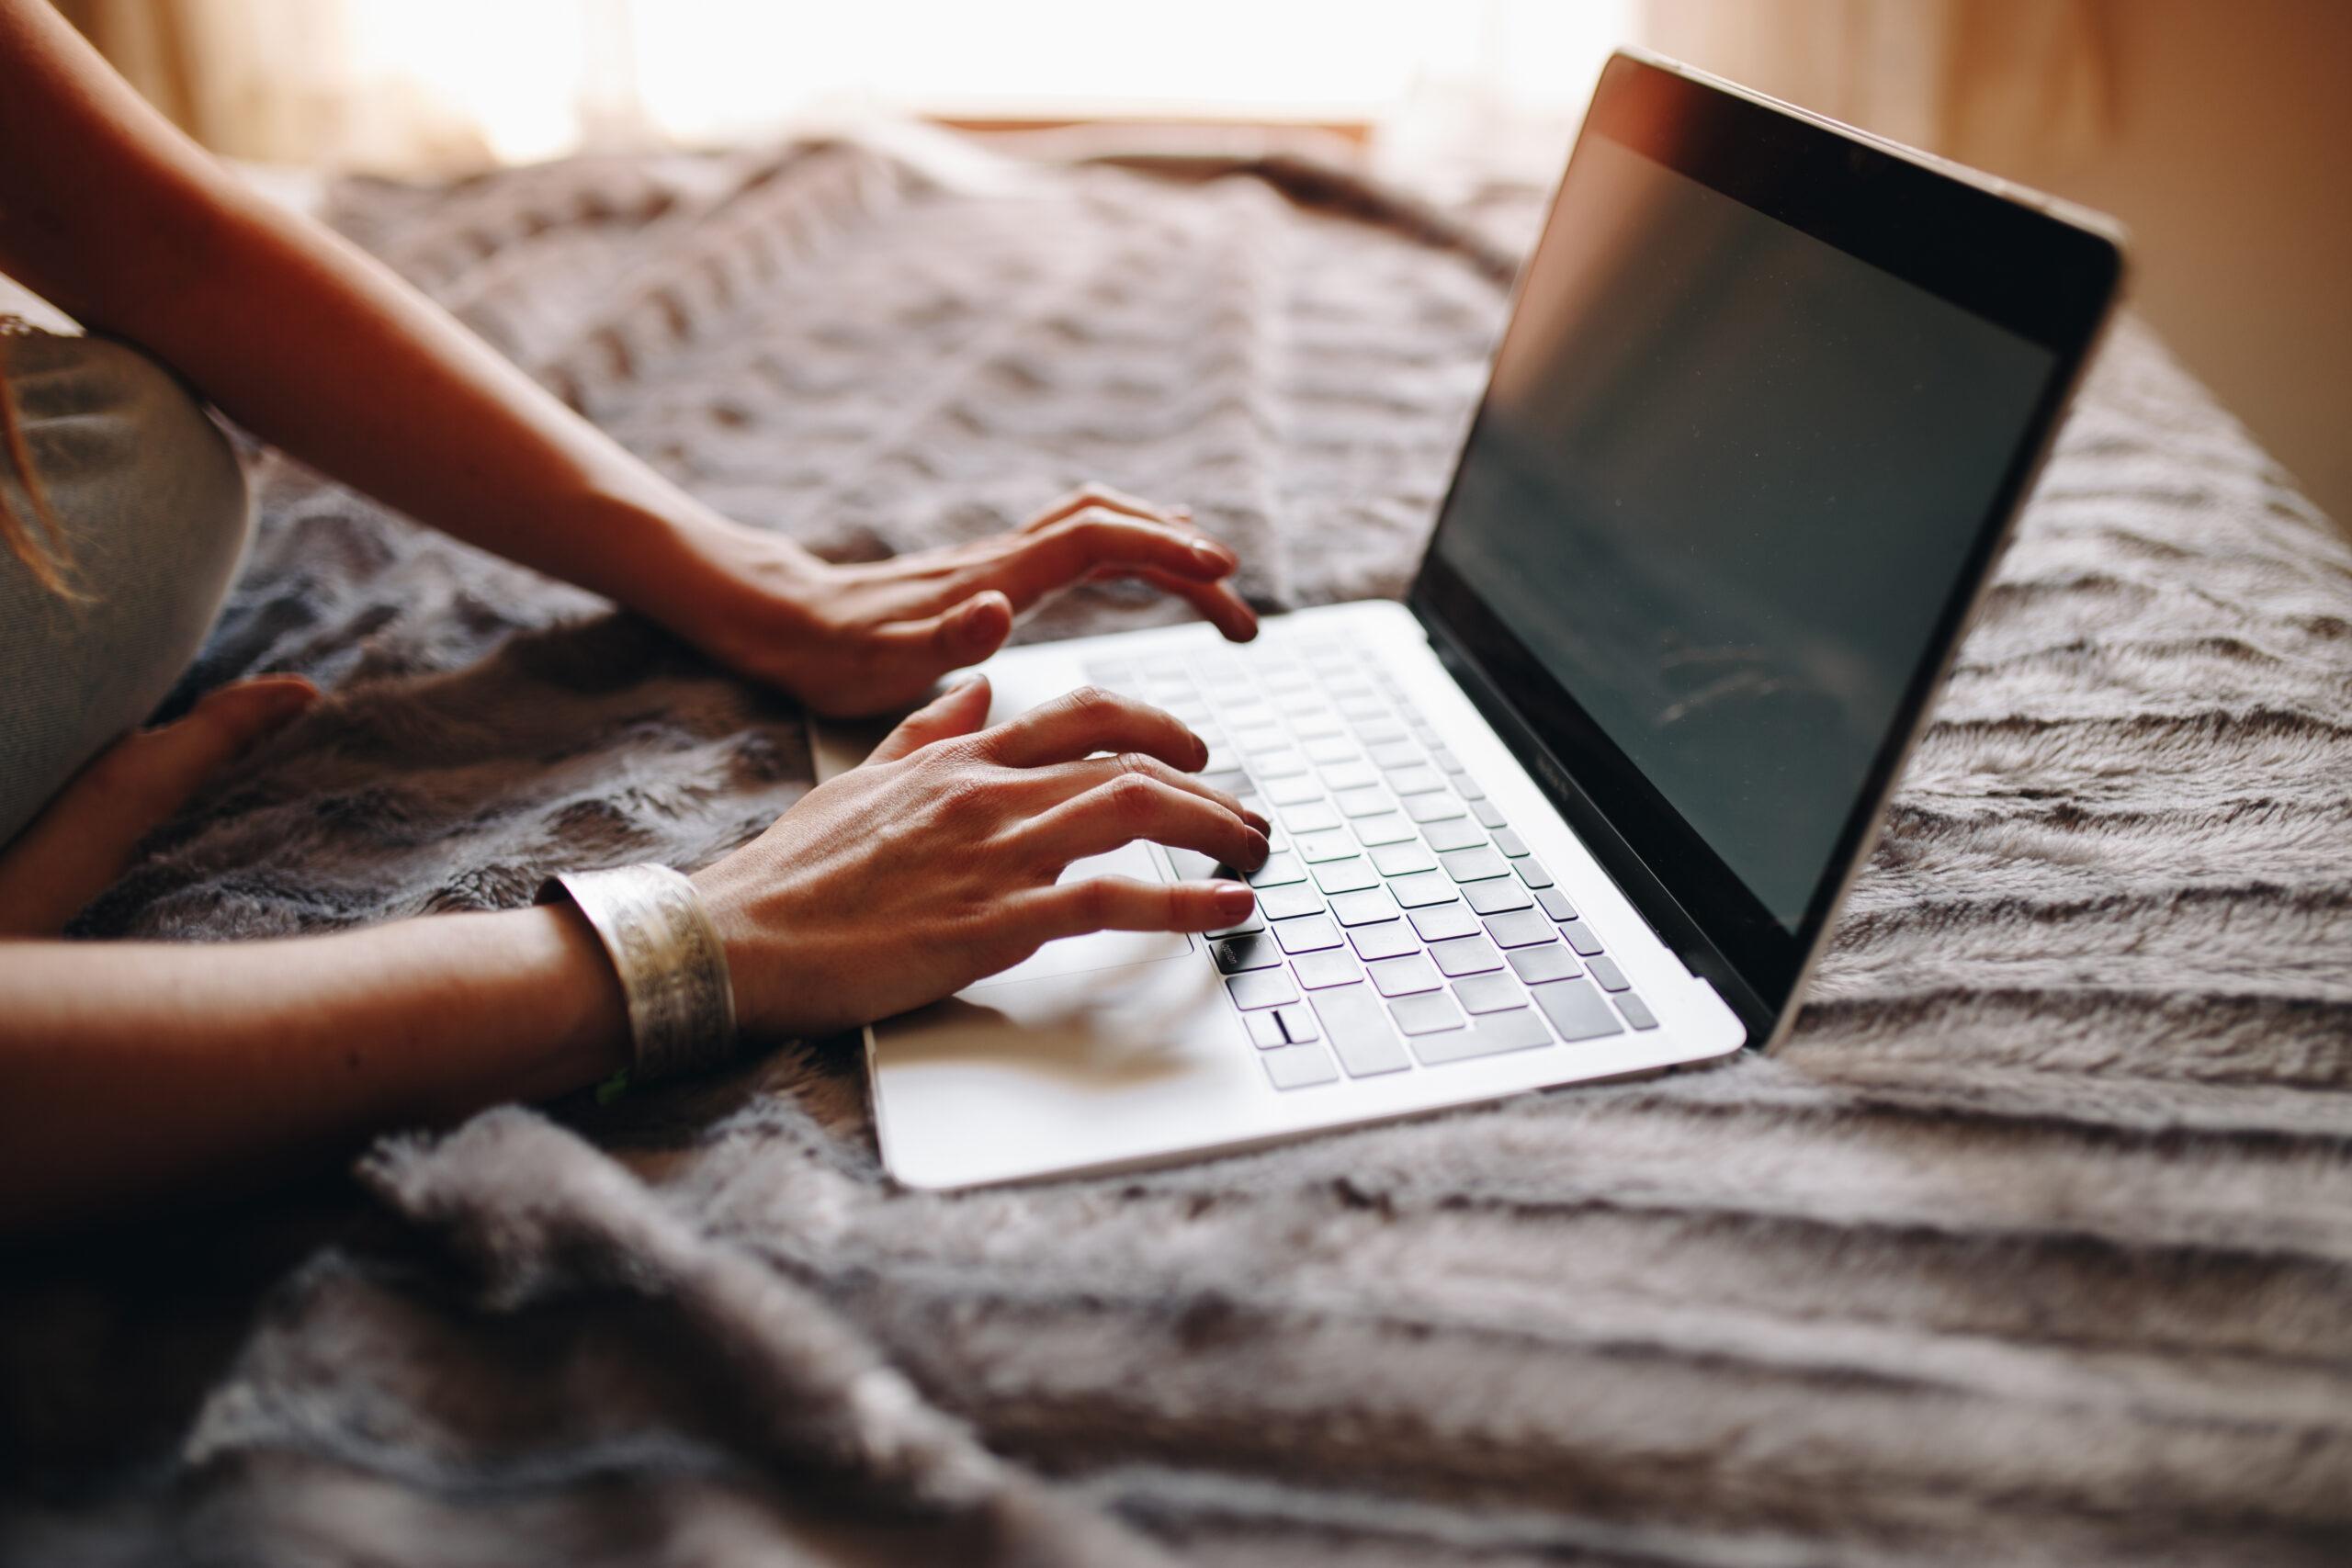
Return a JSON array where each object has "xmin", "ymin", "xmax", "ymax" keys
[{"xmin": 814, "ymin": 51, "xmax": 2123, "ymax": 1190}]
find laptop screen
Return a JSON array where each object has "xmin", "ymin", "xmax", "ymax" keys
[{"xmin": 1412, "ymin": 54, "xmax": 2118, "ymax": 1029}]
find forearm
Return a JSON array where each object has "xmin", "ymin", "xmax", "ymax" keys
[
  {"xmin": 129, "ymin": 191, "xmax": 758, "ymax": 614},
  {"xmin": 46, "ymin": 178, "xmax": 749, "ymax": 619},
  {"xmin": 0, "ymin": 908, "xmax": 627, "ymax": 1235},
  {"xmin": 0, "ymin": 0, "xmax": 766, "ymax": 622}
]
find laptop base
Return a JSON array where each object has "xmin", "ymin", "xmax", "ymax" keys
[{"xmin": 813, "ymin": 602, "xmax": 1745, "ymax": 1191}]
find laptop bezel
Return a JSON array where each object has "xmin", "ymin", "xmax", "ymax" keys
[{"xmin": 1405, "ymin": 50, "xmax": 2125, "ymax": 1046}]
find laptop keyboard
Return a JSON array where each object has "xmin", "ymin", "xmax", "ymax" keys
[{"xmin": 1080, "ymin": 636, "xmax": 1659, "ymax": 1093}]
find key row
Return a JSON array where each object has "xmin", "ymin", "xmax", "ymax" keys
[{"xmin": 1238, "ymin": 968, "xmax": 1650, "ymax": 1090}]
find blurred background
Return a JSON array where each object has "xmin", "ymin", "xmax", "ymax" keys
[{"xmin": 51, "ymin": 0, "xmax": 2352, "ymax": 531}]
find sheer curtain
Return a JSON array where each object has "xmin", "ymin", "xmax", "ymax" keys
[
  {"xmin": 57, "ymin": 0, "xmax": 2109, "ymax": 180},
  {"xmin": 57, "ymin": 0, "xmax": 1630, "ymax": 177},
  {"xmin": 1638, "ymin": 0, "xmax": 2112, "ymax": 170},
  {"xmin": 57, "ymin": 0, "xmax": 619, "ymax": 171}
]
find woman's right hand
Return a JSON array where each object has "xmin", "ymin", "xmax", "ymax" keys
[{"xmin": 693, "ymin": 676, "xmax": 1269, "ymax": 1038}]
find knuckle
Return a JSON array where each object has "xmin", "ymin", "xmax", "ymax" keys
[
  {"xmin": 1102, "ymin": 772, "xmax": 1162, "ymax": 826},
  {"xmin": 931, "ymin": 771, "xmax": 1001, "ymax": 824},
  {"xmin": 1064, "ymin": 684, "xmax": 1121, "ymax": 720},
  {"xmin": 1070, "ymin": 510, "xmax": 1122, "ymax": 544}
]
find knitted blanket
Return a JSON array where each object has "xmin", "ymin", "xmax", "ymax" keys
[{"xmin": 6, "ymin": 136, "xmax": 2349, "ymax": 1567}]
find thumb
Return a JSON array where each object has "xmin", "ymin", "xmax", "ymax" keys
[
  {"xmin": 0, "ymin": 673, "xmax": 318, "ymax": 936},
  {"xmin": 860, "ymin": 590, "xmax": 1013, "ymax": 698},
  {"xmin": 865, "ymin": 673, "xmax": 994, "ymax": 765}
]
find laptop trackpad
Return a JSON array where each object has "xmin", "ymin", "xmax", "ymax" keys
[
  {"xmin": 963, "ymin": 840, "xmax": 1193, "ymax": 990},
  {"xmin": 870, "ymin": 950, "xmax": 1257, "ymax": 1190}
]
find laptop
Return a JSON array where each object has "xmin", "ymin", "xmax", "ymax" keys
[{"xmin": 812, "ymin": 51, "xmax": 2124, "ymax": 1190}]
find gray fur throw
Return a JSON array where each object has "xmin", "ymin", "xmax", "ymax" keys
[{"xmin": 5, "ymin": 136, "xmax": 2350, "ymax": 1566}]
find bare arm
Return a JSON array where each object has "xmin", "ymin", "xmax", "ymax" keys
[
  {"xmin": 0, "ymin": 5, "xmax": 1272, "ymax": 1233},
  {"xmin": 0, "ymin": 908, "xmax": 628, "ymax": 1235},
  {"xmin": 0, "ymin": 1, "xmax": 1255, "ymax": 716},
  {"xmin": 0, "ymin": 0, "xmax": 734, "ymax": 622},
  {"xmin": 0, "ymin": 677, "xmax": 1265, "ymax": 1236}
]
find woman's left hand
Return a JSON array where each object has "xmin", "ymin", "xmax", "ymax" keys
[
  {"xmin": 0, "ymin": 675, "xmax": 319, "ymax": 938},
  {"xmin": 666, "ymin": 484, "xmax": 1257, "ymax": 717}
]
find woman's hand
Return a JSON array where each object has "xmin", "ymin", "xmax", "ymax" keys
[
  {"xmin": 0, "ymin": 9, "xmax": 1252, "ymax": 727},
  {"xmin": 693, "ymin": 675, "xmax": 1268, "ymax": 1038},
  {"xmin": 669, "ymin": 484, "xmax": 1258, "ymax": 718},
  {"xmin": 0, "ymin": 675, "xmax": 319, "ymax": 938}
]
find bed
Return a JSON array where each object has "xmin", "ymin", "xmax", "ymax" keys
[{"xmin": 5, "ymin": 133, "xmax": 2350, "ymax": 1566}]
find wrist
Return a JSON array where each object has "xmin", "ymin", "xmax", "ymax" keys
[
  {"xmin": 614, "ymin": 494, "xmax": 826, "ymax": 636},
  {"xmin": 690, "ymin": 856, "xmax": 838, "ymax": 1041},
  {"xmin": 539, "ymin": 865, "xmax": 739, "ymax": 1081},
  {"xmin": 541, "ymin": 479, "xmax": 808, "ymax": 632},
  {"xmin": 690, "ymin": 858, "xmax": 776, "ymax": 1033},
  {"xmin": 504, "ymin": 905, "xmax": 634, "ymax": 1100}
]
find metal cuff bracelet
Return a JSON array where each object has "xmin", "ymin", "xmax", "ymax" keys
[{"xmin": 537, "ymin": 863, "xmax": 737, "ymax": 1082}]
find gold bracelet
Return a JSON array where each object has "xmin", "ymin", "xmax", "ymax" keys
[{"xmin": 537, "ymin": 863, "xmax": 738, "ymax": 1082}]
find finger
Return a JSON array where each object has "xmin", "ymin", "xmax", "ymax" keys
[
  {"xmin": 0, "ymin": 674, "xmax": 317, "ymax": 938},
  {"xmin": 997, "ymin": 511, "xmax": 1238, "ymax": 609},
  {"xmin": 982, "ymin": 685, "xmax": 1206, "ymax": 772},
  {"xmin": 1026, "ymin": 481, "xmax": 1193, "ymax": 533},
  {"xmin": 905, "ymin": 588, "xmax": 1017, "ymax": 661},
  {"xmin": 865, "ymin": 671, "xmax": 996, "ymax": 765},
  {"xmin": 1091, "ymin": 563, "xmax": 1259, "ymax": 642},
  {"xmin": 1012, "ymin": 875, "xmax": 1259, "ymax": 943},
  {"xmin": 1026, "ymin": 752, "xmax": 1269, "ymax": 834},
  {"xmin": 1009, "ymin": 775, "xmax": 1270, "ymax": 872},
  {"xmin": 875, "ymin": 496, "xmax": 1231, "ymax": 623}
]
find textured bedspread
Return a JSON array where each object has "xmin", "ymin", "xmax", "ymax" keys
[{"xmin": 6, "ymin": 137, "xmax": 2351, "ymax": 1566}]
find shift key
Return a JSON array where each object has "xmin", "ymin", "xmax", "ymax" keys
[{"xmin": 1307, "ymin": 983, "xmax": 1413, "ymax": 1077}]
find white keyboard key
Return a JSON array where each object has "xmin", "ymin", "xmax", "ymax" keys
[{"xmin": 1367, "ymin": 953, "xmax": 1443, "ymax": 997}]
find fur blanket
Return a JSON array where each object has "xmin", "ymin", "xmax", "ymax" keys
[{"xmin": 5, "ymin": 136, "xmax": 2350, "ymax": 1566}]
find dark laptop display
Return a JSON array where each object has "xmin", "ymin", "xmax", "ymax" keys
[{"xmin": 1413, "ymin": 53, "xmax": 2120, "ymax": 1036}]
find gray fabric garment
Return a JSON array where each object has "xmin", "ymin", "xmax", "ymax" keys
[
  {"xmin": 0, "ymin": 326, "xmax": 252, "ymax": 845},
  {"xmin": 2, "ymin": 139, "xmax": 2348, "ymax": 1566}
]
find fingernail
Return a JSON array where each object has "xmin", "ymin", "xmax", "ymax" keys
[
  {"xmin": 1190, "ymin": 538, "xmax": 1236, "ymax": 574},
  {"xmin": 1241, "ymin": 807, "xmax": 1271, "ymax": 834},
  {"xmin": 1190, "ymin": 731, "xmax": 1210, "ymax": 769},
  {"xmin": 1212, "ymin": 881, "xmax": 1256, "ymax": 916},
  {"xmin": 1245, "ymin": 829, "xmax": 1271, "ymax": 865}
]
